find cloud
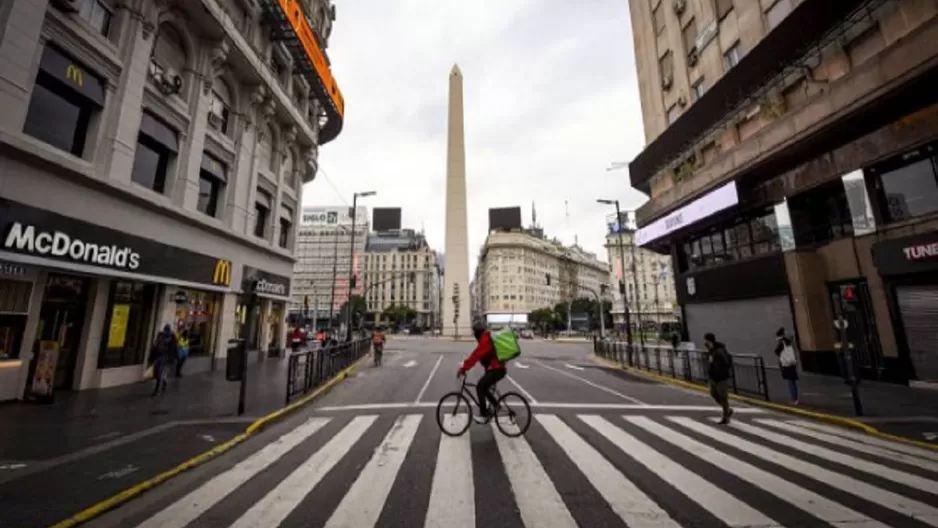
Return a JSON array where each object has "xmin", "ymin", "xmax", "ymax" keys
[{"xmin": 304, "ymin": 0, "xmax": 649, "ymax": 275}]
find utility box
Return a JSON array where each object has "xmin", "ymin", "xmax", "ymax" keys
[{"xmin": 226, "ymin": 339, "xmax": 245, "ymax": 382}]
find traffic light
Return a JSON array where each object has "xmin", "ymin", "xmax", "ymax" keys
[
  {"xmin": 545, "ymin": 273, "xmax": 551, "ymax": 286},
  {"xmin": 840, "ymin": 283, "xmax": 857, "ymax": 303}
]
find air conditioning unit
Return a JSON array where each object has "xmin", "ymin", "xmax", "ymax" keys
[
  {"xmin": 687, "ymin": 48, "xmax": 699, "ymax": 66},
  {"xmin": 661, "ymin": 75, "xmax": 673, "ymax": 91},
  {"xmin": 673, "ymin": 0, "xmax": 687, "ymax": 15},
  {"xmin": 50, "ymin": 0, "xmax": 80, "ymax": 12}
]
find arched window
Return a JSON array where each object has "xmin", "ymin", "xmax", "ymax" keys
[
  {"xmin": 209, "ymin": 79, "xmax": 232, "ymax": 134},
  {"xmin": 151, "ymin": 24, "xmax": 187, "ymax": 78}
]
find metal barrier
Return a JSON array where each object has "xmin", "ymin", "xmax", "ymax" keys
[
  {"xmin": 286, "ymin": 339, "xmax": 371, "ymax": 405},
  {"xmin": 594, "ymin": 340, "xmax": 769, "ymax": 401}
]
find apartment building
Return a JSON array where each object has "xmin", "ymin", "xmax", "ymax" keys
[
  {"xmin": 475, "ymin": 230, "xmax": 609, "ymax": 319},
  {"xmin": 0, "ymin": 0, "xmax": 343, "ymax": 401},
  {"xmin": 290, "ymin": 206, "xmax": 368, "ymax": 328},
  {"xmin": 627, "ymin": 0, "xmax": 938, "ymax": 383},
  {"xmin": 361, "ymin": 229, "xmax": 442, "ymax": 329}
]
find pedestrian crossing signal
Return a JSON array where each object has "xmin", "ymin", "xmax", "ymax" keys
[{"xmin": 840, "ymin": 284, "xmax": 857, "ymax": 302}]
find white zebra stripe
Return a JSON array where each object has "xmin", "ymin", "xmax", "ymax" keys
[
  {"xmin": 424, "ymin": 417, "xmax": 475, "ymax": 528},
  {"xmin": 786, "ymin": 419, "xmax": 938, "ymax": 462}
]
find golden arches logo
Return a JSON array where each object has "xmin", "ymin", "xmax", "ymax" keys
[
  {"xmin": 65, "ymin": 64, "xmax": 83, "ymax": 87},
  {"xmin": 212, "ymin": 259, "xmax": 231, "ymax": 286}
]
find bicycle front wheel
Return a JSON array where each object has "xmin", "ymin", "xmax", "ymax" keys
[
  {"xmin": 436, "ymin": 392, "xmax": 472, "ymax": 437},
  {"xmin": 494, "ymin": 391, "xmax": 531, "ymax": 437}
]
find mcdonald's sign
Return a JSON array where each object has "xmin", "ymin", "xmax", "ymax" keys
[
  {"xmin": 212, "ymin": 259, "xmax": 232, "ymax": 286},
  {"xmin": 65, "ymin": 64, "xmax": 83, "ymax": 87}
]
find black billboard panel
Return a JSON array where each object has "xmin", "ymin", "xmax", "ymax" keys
[
  {"xmin": 488, "ymin": 207, "xmax": 522, "ymax": 231},
  {"xmin": 373, "ymin": 208, "xmax": 401, "ymax": 231}
]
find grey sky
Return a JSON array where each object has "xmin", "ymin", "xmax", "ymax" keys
[{"xmin": 303, "ymin": 0, "xmax": 649, "ymax": 272}]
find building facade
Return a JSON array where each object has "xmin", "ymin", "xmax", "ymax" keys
[
  {"xmin": 476, "ymin": 230, "xmax": 609, "ymax": 320},
  {"xmin": 627, "ymin": 0, "xmax": 938, "ymax": 383},
  {"xmin": 290, "ymin": 206, "xmax": 367, "ymax": 328},
  {"xmin": 0, "ymin": 0, "xmax": 343, "ymax": 401},
  {"xmin": 361, "ymin": 229, "xmax": 441, "ymax": 329}
]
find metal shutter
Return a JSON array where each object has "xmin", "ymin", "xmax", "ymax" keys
[
  {"xmin": 896, "ymin": 285, "xmax": 938, "ymax": 382},
  {"xmin": 685, "ymin": 295, "xmax": 795, "ymax": 365}
]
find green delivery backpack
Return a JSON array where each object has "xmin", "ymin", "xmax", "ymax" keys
[{"xmin": 492, "ymin": 328, "xmax": 521, "ymax": 363}]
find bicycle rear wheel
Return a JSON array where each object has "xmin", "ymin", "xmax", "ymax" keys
[
  {"xmin": 493, "ymin": 391, "xmax": 531, "ymax": 437},
  {"xmin": 436, "ymin": 392, "xmax": 472, "ymax": 437}
]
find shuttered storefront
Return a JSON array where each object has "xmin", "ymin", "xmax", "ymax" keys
[
  {"xmin": 896, "ymin": 285, "xmax": 938, "ymax": 382},
  {"xmin": 685, "ymin": 295, "xmax": 795, "ymax": 365}
]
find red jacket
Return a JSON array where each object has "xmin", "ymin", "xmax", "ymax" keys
[{"xmin": 461, "ymin": 331, "xmax": 504, "ymax": 372}]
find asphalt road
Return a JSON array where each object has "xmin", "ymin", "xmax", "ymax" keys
[{"xmin": 78, "ymin": 339, "xmax": 938, "ymax": 528}]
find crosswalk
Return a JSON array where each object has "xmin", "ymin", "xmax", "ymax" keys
[{"xmin": 135, "ymin": 412, "xmax": 938, "ymax": 528}]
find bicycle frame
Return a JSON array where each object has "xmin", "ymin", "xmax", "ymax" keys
[{"xmin": 456, "ymin": 375, "xmax": 503, "ymax": 409}]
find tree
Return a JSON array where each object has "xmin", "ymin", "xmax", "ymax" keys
[
  {"xmin": 382, "ymin": 304, "xmax": 417, "ymax": 326},
  {"xmin": 338, "ymin": 295, "xmax": 367, "ymax": 326},
  {"xmin": 528, "ymin": 307, "xmax": 556, "ymax": 333}
]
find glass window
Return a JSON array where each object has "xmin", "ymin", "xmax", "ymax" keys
[
  {"xmin": 255, "ymin": 189, "xmax": 272, "ymax": 238},
  {"xmin": 131, "ymin": 135, "xmax": 171, "ymax": 193},
  {"xmin": 279, "ymin": 217, "xmax": 291, "ymax": 248},
  {"xmin": 692, "ymin": 77, "xmax": 706, "ymax": 100},
  {"xmin": 724, "ymin": 42, "xmax": 741, "ymax": 70},
  {"xmin": 23, "ymin": 77, "xmax": 92, "ymax": 156},
  {"xmin": 878, "ymin": 157, "xmax": 938, "ymax": 222},
  {"xmin": 659, "ymin": 51, "xmax": 674, "ymax": 81},
  {"xmin": 197, "ymin": 172, "xmax": 222, "ymax": 217},
  {"xmin": 98, "ymin": 281, "xmax": 157, "ymax": 369},
  {"xmin": 78, "ymin": 0, "xmax": 112, "ymax": 37},
  {"xmin": 208, "ymin": 88, "xmax": 231, "ymax": 135},
  {"xmin": 176, "ymin": 290, "xmax": 219, "ymax": 357}
]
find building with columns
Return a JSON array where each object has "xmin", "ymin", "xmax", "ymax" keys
[{"xmin": 0, "ymin": 0, "xmax": 343, "ymax": 401}]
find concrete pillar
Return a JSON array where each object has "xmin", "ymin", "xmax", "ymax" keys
[
  {"xmin": 227, "ymin": 86, "xmax": 264, "ymax": 234},
  {"xmin": 0, "ymin": 0, "xmax": 48, "ymax": 133},
  {"xmin": 214, "ymin": 291, "xmax": 239, "ymax": 363},
  {"xmin": 75, "ymin": 279, "xmax": 110, "ymax": 390},
  {"xmin": 178, "ymin": 79, "xmax": 213, "ymax": 211}
]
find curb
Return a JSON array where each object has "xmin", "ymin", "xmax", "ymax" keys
[
  {"xmin": 49, "ymin": 353, "xmax": 371, "ymax": 528},
  {"xmin": 592, "ymin": 354, "xmax": 938, "ymax": 452}
]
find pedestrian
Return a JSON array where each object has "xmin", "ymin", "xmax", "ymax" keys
[
  {"xmin": 774, "ymin": 327, "xmax": 799, "ymax": 405},
  {"xmin": 175, "ymin": 328, "xmax": 189, "ymax": 378},
  {"xmin": 704, "ymin": 332, "xmax": 734, "ymax": 424},
  {"xmin": 149, "ymin": 324, "xmax": 178, "ymax": 396}
]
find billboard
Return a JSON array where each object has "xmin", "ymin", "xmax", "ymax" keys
[
  {"xmin": 301, "ymin": 206, "xmax": 367, "ymax": 226},
  {"xmin": 372, "ymin": 208, "xmax": 402, "ymax": 231},
  {"xmin": 488, "ymin": 207, "xmax": 522, "ymax": 232}
]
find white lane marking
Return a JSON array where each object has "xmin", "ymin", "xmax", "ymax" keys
[
  {"xmin": 317, "ymin": 402, "xmax": 437, "ymax": 411},
  {"xmin": 630, "ymin": 416, "xmax": 886, "ymax": 527},
  {"xmin": 536, "ymin": 361, "xmax": 646, "ymax": 405},
  {"xmin": 492, "ymin": 422, "xmax": 577, "ymax": 528},
  {"xmin": 788, "ymin": 420, "xmax": 938, "ymax": 462},
  {"xmin": 674, "ymin": 417, "xmax": 938, "ymax": 525},
  {"xmin": 314, "ymin": 402, "xmax": 768, "ymax": 412},
  {"xmin": 139, "ymin": 417, "xmax": 332, "ymax": 528},
  {"xmin": 415, "ymin": 355, "xmax": 444, "ymax": 404},
  {"xmin": 536, "ymin": 415, "xmax": 680, "ymax": 527},
  {"xmin": 402, "ymin": 360, "xmax": 418, "ymax": 368},
  {"xmin": 0, "ymin": 463, "xmax": 27, "ymax": 470},
  {"xmin": 514, "ymin": 361, "xmax": 530, "ymax": 369},
  {"xmin": 758, "ymin": 419, "xmax": 938, "ymax": 473},
  {"xmin": 325, "ymin": 414, "xmax": 423, "ymax": 528},
  {"xmin": 230, "ymin": 416, "xmax": 376, "ymax": 528},
  {"xmin": 730, "ymin": 420, "xmax": 938, "ymax": 495},
  {"xmin": 564, "ymin": 363, "xmax": 584, "ymax": 371},
  {"xmin": 97, "ymin": 464, "xmax": 140, "ymax": 480},
  {"xmin": 425, "ymin": 417, "xmax": 475, "ymax": 528},
  {"xmin": 506, "ymin": 375, "xmax": 538, "ymax": 404},
  {"xmin": 580, "ymin": 415, "xmax": 775, "ymax": 528}
]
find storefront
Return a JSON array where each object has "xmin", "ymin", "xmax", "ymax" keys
[
  {"xmin": 873, "ymin": 230, "xmax": 938, "ymax": 383},
  {"xmin": 0, "ymin": 198, "xmax": 234, "ymax": 399},
  {"xmin": 240, "ymin": 266, "xmax": 291, "ymax": 358}
]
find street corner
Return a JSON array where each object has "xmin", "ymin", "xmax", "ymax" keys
[{"xmin": 0, "ymin": 421, "xmax": 245, "ymax": 528}]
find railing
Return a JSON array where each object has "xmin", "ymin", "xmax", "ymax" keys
[
  {"xmin": 594, "ymin": 340, "xmax": 769, "ymax": 401},
  {"xmin": 286, "ymin": 338, "xmax": 371, "ymax": 404}
]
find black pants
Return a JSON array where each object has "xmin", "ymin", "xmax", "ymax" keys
[{"xmin": 477, "ymin": 368, "xmax": 506, "ymax": 416}]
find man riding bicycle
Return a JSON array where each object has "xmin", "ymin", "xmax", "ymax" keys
[
  {"xmin": 371, "ymin": 327, "xmax": 386, "ymax": 361},
  {"xmin": 457, "ymin": 320, "xmax": 506, "ymax": 424}
]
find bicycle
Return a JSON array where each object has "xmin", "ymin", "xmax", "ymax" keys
[
  {"xmin": 372, "ymin": 343, "xmax": 383, "ymax": 366},
  {"xmin": 436, "ymin": 374, "xmax": 532, "ymax": 437}
]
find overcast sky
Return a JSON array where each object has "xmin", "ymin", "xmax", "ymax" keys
[{"xmin": 302, "ymin": 0, "xmax": 649, "ymax": 272}]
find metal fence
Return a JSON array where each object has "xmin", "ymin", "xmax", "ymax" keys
[
  {"xmin": 286, "ymin": 338, "xmax": 371, "ymax": 404},
  {"xmin": 594, "ymin": 340, "xmax": 769, "ymax": 400}
]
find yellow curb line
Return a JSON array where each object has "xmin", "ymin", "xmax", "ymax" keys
[
  {"xmin": 49, "ymin": 353, "xmax": 371, "ymax": 528},
  {"xmin": 593, "ymin": 354, "xmax": 938, "ymax": 452}
]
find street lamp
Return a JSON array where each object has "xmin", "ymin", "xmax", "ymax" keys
[
  {"xmin": 597, "ymin": 198, "xmax": 634, "ymax": 347},
  {"xmin": 346, "ymin": 190, "xmax": 376, "ymax": 340}
]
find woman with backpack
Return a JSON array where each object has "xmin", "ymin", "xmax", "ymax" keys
[{"xmin": 774, "ymin": 327, "xmax": 799, "ymax": 405}]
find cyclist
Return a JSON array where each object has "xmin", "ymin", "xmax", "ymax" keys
[
  {"xmin": 457, "ymin": 320, "xmax": 506, "ymax": 424},
  {"xmin": 371, "ymin": 326, "xmax": 386, "ymax": 362}
]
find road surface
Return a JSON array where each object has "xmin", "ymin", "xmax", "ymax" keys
[{"xmin": 84, "ymin": 339, "xmax": 938, "ymax": 528}]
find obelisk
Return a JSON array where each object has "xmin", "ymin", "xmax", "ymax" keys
[{"xmin": 442, "ymin": 64, "xmax": 472, "ymax": 339}]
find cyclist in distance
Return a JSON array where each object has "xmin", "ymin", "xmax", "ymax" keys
[
  {"xmin": 457, "ymin": 319, "xmax": 507, "ymax": 424},
  {"xmin": 371, "ymin": 326, "xmax": 386, "ymax": 362}
]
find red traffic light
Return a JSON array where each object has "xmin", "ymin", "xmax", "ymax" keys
[{"xmin": 841, "ymin": 284, "xmax": 856, "ymax": 301}]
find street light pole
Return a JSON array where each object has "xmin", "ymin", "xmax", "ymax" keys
[
  {"xmin": 597, "ymin": 199, "xmax": 633, "ymax": 347},
  {"xmin": 345, "ymin": 191, "xmax": 376, "ymax": 340}
]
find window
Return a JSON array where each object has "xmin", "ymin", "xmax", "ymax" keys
[
  {"xmin": 788, "ymin": 179, "xmax": 855, "ymax": 246},
  {"xmin": 678, "ymin": 209, "xmax": 778, "ymax": 272},
  {"xmin": 874, "ymin": 155, "xmax": 938, "ymax": 222},
  {"xmin": 78, "ymin": 0, "xmax": 113, "ymax": 37},
  {"xmin": 98, "ymin": 281, "xmax": 157, "ymax": 369},
  {"xmin": 176, "ymin": 289, "xmax": 220, "ymax": 357},
  {"xmin": 682, "ymin": 18, "xmax": 698, "ymax": 55},
  {"xmin": 666, "ymin": 104, "xmax": 680, "ymax": 124},
  {"xmin": 716, "ymin": 0, "xmax": 733, "ymax": 20},
  {"xmin": 279, "ymin": 205, "xmax": 294, "ymax": 248},
  {"xmin": 197, "ymin": 153, "xmax": 226, "ymax": 217},
  {"xmin": 132, "ymin": 112, "xmax": 177, "ymax": 193},
  {"xmin": 724, "ymin": 42, "xmax": 741, "ymax": 70},
  {"xmin": 208, "ymin": 82, "xmax": 232, "ymax": 135},
  {"xmin": 766, "ymin": 0, "xmax": 792, "ymax": 30},
  {"xmin": 692, "ymin": 77, "xmax": 706, "ymax": 100},
  {"xmin": 659, "ymin": 51, "xmax": 674, "ymax": 83},
  {"xmin": 652, "ymin": 4, "xmax": 666, "ymax": 34},
  {"xmin": 151, "ymin": 24, "xmax": 187, "ymax": 87},
  {"xmin": 255, "ymin": 188, "xmax": 272, "ymax": 238}
]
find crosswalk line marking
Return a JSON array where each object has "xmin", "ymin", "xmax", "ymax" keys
[
  {"xmin": 137, "ymin": 416, "xmax": 332, "ymax": 528},
  {"xmin": 324, "ymin": 414, "xmax": 423, "ymax": 528},
  {"xmin": 673, "ymin": 417, "xmax": 938, "ymax": 526},
  {"xmin": 424, "ymin": 417, "xmax": 475, "ymax": 528},
  {"xmin": 536, "ymin": 361, "xmax": 646, "ymax": 404},
  {"xmin": 492, "ymin": 421, "xmax": 578, "ymax": 528},
  {"xmin": 758, "ymin": 419, "xmax": 938, "ymax": 473},
  {"xmin": 728, "ymin": 420, "xmax": 938, "ymax": 495},
  {"xmin": 536, "ymin": 415, "xmax": 680, "ymax": 528},
  {"xmin": 787, "ymin": 420, "xmax": 938, "ymax": 462},
  {"xmin": 229, "ymin": 416, "xmax": 377, "ymax": 528},
  {"xmin": 628, "ymin": 416, "xmax": 887, "ymax": 528},
  {"xmin": 580, "ymin": 415, "xmax": 775, "ymax": 528},
  {"xmin": 314, "ymin": 402, "xmax": 768, "ymax": 412}
]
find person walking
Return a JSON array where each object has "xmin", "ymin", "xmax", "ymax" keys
[
  {"xmin": 704, "ymin": 332, "xmax": 734, "ymax": 424},
  {"xmin": 175, "ymin": 328, "xmax": 190, "ymax": 378},
  {"xmin": 149, "ymin": 325, "xmax": 178, "ymax": 396},
  {"xmin": 775, "ymin": 327, "xmax": 799, "ymax": 405}
]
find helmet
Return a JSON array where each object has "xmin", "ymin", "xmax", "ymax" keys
[{"xmin": 472, "ymin": 319, "xmax": 487, "ymax": 342}]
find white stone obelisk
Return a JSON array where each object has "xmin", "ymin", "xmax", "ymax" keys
[{"xmin": 442, "ymin": 64, "xmax": 472, "ymax": 339}]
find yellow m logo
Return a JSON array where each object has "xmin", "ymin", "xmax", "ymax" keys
[
  {"xmin": 65, "ymin": 64, "xmax": 83, "ymax": 87},
  {"xmin": 212, "ymin": 259, "xmax": 231, "ymax": 286}
]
